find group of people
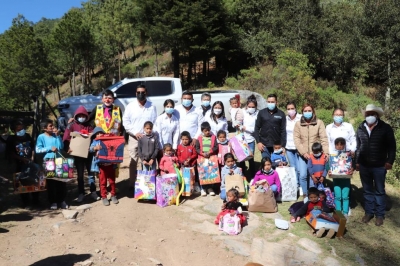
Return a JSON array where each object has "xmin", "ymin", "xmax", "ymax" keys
[{"xmin": 6, "ymin": 84, "xmax": 396, "ymax": 227}]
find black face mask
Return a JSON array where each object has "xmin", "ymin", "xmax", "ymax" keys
[{"xmin": 137, "ymin": 92, "xmax": 146, "ymax": 101}]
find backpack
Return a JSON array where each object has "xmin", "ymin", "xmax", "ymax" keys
[{"xmin": 218, "ymin": 213, "xmax": 241, "ymax": 235}]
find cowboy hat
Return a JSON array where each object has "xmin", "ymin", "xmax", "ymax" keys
[{"xmin": 363, "ymin": 104, "xmax": 384, "ymax": 117}]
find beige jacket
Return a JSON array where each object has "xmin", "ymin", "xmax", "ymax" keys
[{"xmin": 294, "ymin": 116, "xmax": 329, "ymax": 157}]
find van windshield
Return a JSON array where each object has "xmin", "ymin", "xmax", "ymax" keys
[{"xmin": 94, "ymin": 81, "xmax": 123, "ymax": 95}]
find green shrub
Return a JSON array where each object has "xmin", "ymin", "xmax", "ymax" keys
[{"xmin": 387, "ymin": 128, "xmax": 400, "ymax": 187}]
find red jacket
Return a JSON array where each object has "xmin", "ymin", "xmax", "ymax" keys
[
  {"xmin": 177, "ymin": 144, "xmax": 198, "ymax": 167},
  {"xmin": 63, "ymin": 105, "xmax": 93, "ymax": 150}
]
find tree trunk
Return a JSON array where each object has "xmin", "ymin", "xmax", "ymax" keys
[
  {"xmin": 187, "ymin": 54, "xmax": 193, "ymax": 86},
  {"xmin": 57, "ymin": 82, "xmax": 61, "ymax": 101},
  {"xmin": 172, "ymin": 49, "xmax": 180, "ymax": 78},
  {"xmin": 72, "ymin": 72, "xmax": 76, "ymax": 96},
  {"xmin": 118, "ymin": 52, "xmax": 121, "ymax": 81},
  {"xmin": 385, "ymin": 57, "xmax": 391, "ymax": 110}
]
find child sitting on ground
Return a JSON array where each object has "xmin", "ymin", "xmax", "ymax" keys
[
  {"xmin": 90, "ymin": 127, "xmax": 118, "ymax": 206},
  {"xmin": 251, "ymin": 157, "xmax": 281, "ymax": 197},
  {"xmin": 328, "ymin": 137, "xmax": 353, "ymax": 219},
  {"xmin": 138, "ymin": 121, "xmax": 160, "ymax": 171},
  {"xmin": 291, "ymin": 187, "xmax": 334, "ymax": 238},
  {"xmin": 307, "ymin": 142, "xmax": 328, "ymax": 190},
  {"xmin": 195, "ymin": 122, "xmax": 219, "ymax": 197},
  {"xmin": 215, "ymin": 188, "xmax": 246, "ymax": 226},
  {"xmin": 159, "ymin": 143, "xmax": 179, "ymax": 175},
  {"xmin": 35, "ymin": 119, "xmax": 67, "ymax": 210},
  {"xmin": 220, "ymin": 153, "xmax": 243, "ymax": 201},
  {"xmin": 271, "ymin": 140, "xmax": 288, "ymax": 168},
  {"xmin": 217, "ymin": 130, "xmax": 231, "ymax": 166}
]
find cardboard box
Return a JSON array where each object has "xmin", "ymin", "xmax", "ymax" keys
[
  {"xmin": 305, "ymin": 210, "xmax": 347, "ymax": 237},
  {"xmin": 69, "ymin": 132, "xmax": 92, "ymax": 158}
]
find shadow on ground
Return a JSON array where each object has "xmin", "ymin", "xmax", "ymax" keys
[{"xmin": 30, "ymin": 254, "xmax": 92, "ymax": 266}]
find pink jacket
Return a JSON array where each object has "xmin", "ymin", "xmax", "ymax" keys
[
  {"xmin": 251, "ymin": 170, "xmax": 281, "ymax": 193},
  {"xmin": 160, "ymin": 155, "xmax": 178, "ymax": 175}
]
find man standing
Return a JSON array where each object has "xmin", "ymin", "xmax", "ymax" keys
[
  {"xmin": 123, "ymin": 85, "xmax": 157, "ymax": 189},
  {"xmin": 195, "ymin": 92, "xmax": 212, "ymax": 117},
  {"xmin": 175, "ymin": 92, "xmax": 203, "ymax": 141},
  {"xmin": 356, "ymin": 104, "xmax": 396, "ymax": 226},
  {"xmin": 254, "ymin": 94, "xmax": 286, "ymax": 159}
]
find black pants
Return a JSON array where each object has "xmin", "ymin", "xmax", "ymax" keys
[
  {"xmin": 47, "ymin": 179, "xmax": 67, "ymax": 204},
  {"xmin": 74, "ymin": 155, "xmax": 93, "ymax": 194},
  {"xmin": 20, "ymin": 192, "xmax": 39, "ymax": 206}
]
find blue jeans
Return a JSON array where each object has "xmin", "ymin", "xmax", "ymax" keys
[
  {"xmin": 88, "ymin": 175, "xmax": 96, "ymax": 192},
  {"xmin": 220, "ymin": 189, "xmax": 226, "ymax": 201},
  {"xmin": 297, "ymin": 155, "xmax": 310, "ymax": 196},
  {"xmin": 359, "ymin": 165, "xmax": 387, "ymax": 218},
  {"xmin": 286, "ymin": 149, "xmax": 300, "ymax": 186}
]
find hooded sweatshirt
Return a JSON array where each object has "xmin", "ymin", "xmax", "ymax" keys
[{"xmin": 63, "ymin": 105, "xmax": 94, "ymax": 150}]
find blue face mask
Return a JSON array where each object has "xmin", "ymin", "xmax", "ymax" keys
[
  {"xmin": 165, "ymin": 107, "xmax": 174, "ymax": 114},
  {"xmin": 16, "ymin": 129, "xmax": 26, "ymax": 137},
  {"xmin": 182, "ymin": 99, "xmax": 192, "ymax": 107},
  {"xmin": 333, "ymin": 116, "xmax": 343, "ymax": 124},
  {"xmin": 202, "ymin": 101, "xmax": 210, "ymax": 107},
  {"xmin": 303, "ymin": 112, "xmax": 313, "ymax": 119},
  {"xmin": 267, "ymin": 103, "xmax": 276, "ymax": 110}
]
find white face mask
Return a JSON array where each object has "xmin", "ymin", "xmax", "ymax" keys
[
  {"xmin": 247, "ymin": 108, "xmax": 256, "ymax": 114},
  {"xmin": 365, "ymin": 115, "xmax": 377, "ymax": 125},
  {"xmin": 77, "ymin": 117, "xmax": 86, "ymax": 123},
  {"xmin": 214, "ymin": 109, "xmax": 222, "ymax": 115}
]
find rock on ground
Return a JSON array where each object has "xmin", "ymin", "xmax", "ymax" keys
[
  {"xmin": 223, "ymin": 239, "xmax": 251, "ymax": 257},
  {"xmin": 76, "ymin": 204, "xmax": 92, "ymax": 211},
  {"xmin": 62, "ymin": 210, "xmax": 79, "ymax": 219},
  {"xmin": 298, "ymin": 238, "xmax": 322, "ymax": 254},
  {"xmin": 323, "ymin": 257, "xmax": 342, "ymax": 266}
]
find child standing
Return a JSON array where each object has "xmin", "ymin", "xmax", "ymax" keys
[
  {"xmin": 328, "ymin": 137, "xmax": 353, "ymax": 219},
  {"xmin": 229, "ymin": 97, "xmax": 244, "ymax": 131},
  {"xmin": 217, "ymin": 130, "xmax": 231, "ymax": 166},
  {"xmin": 176, "ymin": 131, "xmax": 197, "ymax": 167},
  {"xmin": 220, "ymin": 153, "xmax": 242, "ymax": 201},
  {"xmin": 159, "ymin": 143, "xmax": 179, "ymax": 175},
  {"xmin": 251, "ymin": 157, "xmax": 281, "ymax": 197},
  {"xmin": 271, "ymin": 140, "xmax": 288, "ymax": 168},
  {"xmin": 195, "ymin": 122, "xmax": 219, "ymax": 196},
  {"xmin": 90, "ymin": 127, "xmax": 118, "ymax": 206},
  {"xmin": 215, "ymin": 188, "xmax": 246, "ymax": 226},
  {"xmin": 291, "ymin": 187, "xmax": 334, "ymax": 238},
  {"xmin": 63, "ymin": 105, "xmax": 96, "ymax": 202},
  {"xmin": 307, "ymin": 142, "xmax": 328, "ymax": 190},
  {"xmin": 138, "ymin": 121, "xmax": 160, "ymax": 171},
  {"xmin": 35, "ymin": 119, "xmax": 67, "ymax": 210}
]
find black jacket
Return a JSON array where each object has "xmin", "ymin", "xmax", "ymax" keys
[
  {"xmin": 138, "ymin": 133, "xmax": 160, "ymax": 161},
  {"xmin": 254, "ymin": 107, "xmax": 286, "ymax": 147},
  {"xmin": 356, "ymin": 119, "xmax": 396, "ymax": 167}
]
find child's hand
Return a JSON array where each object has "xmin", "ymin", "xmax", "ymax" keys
[
  {"xmin": 94, "ymin": 144, "xmax": 102, "ymax": 151},
  {"xmin": 184, "ymin": 160, "xmax": 189, "ymax": 167},
  {"xmin": 164, "ymin": 170, "xmax": 169, "ymax": 174},
  {"xmin": 67, "ymin": 149, "xmax": 72, "ymax": 154},
  {"xmin": 348, "ymin": 168, "xmax": 354, "ymax": 175},
  {"xmin": 204, "ymin": 153, "xmax": 209, "ymax": 158},
  {"xmin": 229, "ymin": 169, "xmax": 234, "ymax": 174},
  {"xmin": 320, "ymin": 177, "xmax": 325, "ymax": 183},
  {"xmin": 51, "ymin": 146, "xmax": 58, "ymax": 152},
  {"xmin": 221, "ymin": 203, "xmax": 226, "ymax": 210},
  {"xmin": 311, "ymin": 176, "xmax": 318, "ymax": 184},
  {"xmin": 143, "ymin": 161, "xmax": 149, "ymax": 165},
  {"xmin": 149, "ymin": 159, "xmax": 154, "ymax": 166}
]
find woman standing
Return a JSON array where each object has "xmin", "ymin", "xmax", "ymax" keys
[
  {"xmin": 239, "ymin": 95, "xmax": 259, "ymax": 180},
  {"xmin": 325, "ymin": 108, "xmax": 356, "ymax": 155},
  {"xmin": 294, "ymin": 103, "xmax": 329, "ymax": 197},
  {"xmin": 205, "ymin": 101, "xmax": 228, "ymax": 136},
  {"xmin": 285, "ymin": 102, "xmax": 302, "ymax": 188},
  {"xmin": 154, "ymin": 99, "xmax": 180, "ymax": 151}
]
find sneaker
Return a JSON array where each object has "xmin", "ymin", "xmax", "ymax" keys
[
  {"xmin": 91, "ymin": 192, "xmax": 100, "ymax": 201},
  {"xmin": 200, "ymin": 189, "xmax": 207, "ymax": 197},
  {"xmin": 77, "ymin": 194, "xmax": 85, "ymax": 203},
  {"xmin": 60, "ymin": 201, "xmax": 69, "ymax": 209},
  {"xmin": 326, "ymin": 229, "xmax": 336, "ymax": 238},
  {"xmin": 194, "ymin": 183, "xmax": 201, "ymax": 193},
  {"xmin": 316, "ymin": 227, "xmax": 325, "ymax": 238},
  {"xmin": 207, "ymin": 188, "xmax": 215, "ymax": 196},
  {"xmin": 102, "ymin": 198, "xmax": 110, "ymax": 206},
  {"xmin": 50, "ymin": 203, "xmax": 57, "ymax": 210},
  {"xmin": 299, "ymin": 187, "xmax": 303, "ymax": 196},
  {"xmin": 348, "ymin": 208, "xmax": 352, "ymax": 216},
  {"xmin": 111, "ymin": 196, "xmax": 119, "ymax": 204}
]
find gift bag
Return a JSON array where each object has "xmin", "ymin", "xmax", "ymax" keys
[
  {"xmin": 96, "ymin": 136, "xmax": 125, "ymax": 163},
  {"xmin": 248, "ymin": 186, "xmax": 277, "ymax": 213},
  {"xmin": 229, "ymin": 133, "xmax": 253, "ymax": 162},
  {"xmin": 197, "ymin": 155, "xmax": 221, "ymax": 185},
  {"xmin": 44, "ymin": 159, "xmax": 56, "ymax": 178},
  {"xmin": 156, "ymin": 174, "xmax": 179, "ymax": 207},
  {"xmin": 218, "ymin": 213, "xmax": 241, "ymax": 235},
  {"xmin": 134, "ymin": 169, "xmax": 157, "ymax": 200},
  {"xmin": 275, "ymin": 167, "xmax": 297, "ymax": 201},
  {"xmin": 225, "ymin": 173, "xmax": 245, "ymax": 197},
  {"xmin": 55, "ymin": 154, "xmax": 74, "ymax": 178},
  {"xmin": 182, "ymin": 167, "xmax": 195, "ymax": 197},
  {"xmin": 218, "ymin": 144, "xmax": 231, "ymax": 165},
  {"xmin": 324, "ymin": 187, "xmax": 336, "ymax": 208}
]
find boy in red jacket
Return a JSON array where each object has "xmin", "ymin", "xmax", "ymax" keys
[{"xmin": 176, "ymin": 131, "xmax": 198, "ymax": 168}]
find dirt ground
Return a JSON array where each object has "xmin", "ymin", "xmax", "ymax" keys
[{"xmin": 0, "ymin": 150, "xmax": 248, "ymax": 266}]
